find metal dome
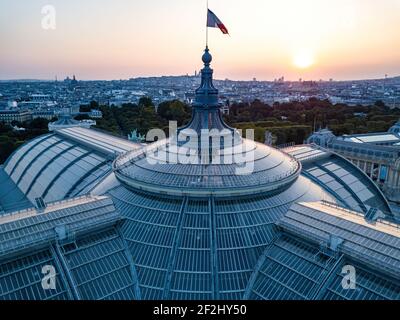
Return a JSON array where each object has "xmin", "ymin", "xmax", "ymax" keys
[
  {"xmin": 113, "ymin": 48, "xmax": 302, "ymax": 198},
  {"xmin": 113, "ymin": 138, "xmax": 301, "ymax": 197}
]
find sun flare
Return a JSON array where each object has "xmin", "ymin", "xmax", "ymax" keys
[{"xmin": 293, "ymin": 50, "xmax": 315, "ymax": 69}]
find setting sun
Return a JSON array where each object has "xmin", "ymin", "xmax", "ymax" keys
[{"xmin": 293, "ymin": 49, "xmax": 315, "ymax": 69}]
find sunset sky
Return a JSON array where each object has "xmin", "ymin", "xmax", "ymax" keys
[{"xmin": 1, "ymin": 0, "xmax": 400, "ymax": 81}]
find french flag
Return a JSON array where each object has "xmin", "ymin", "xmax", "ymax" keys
[{"xmin": 207, "ymin": 9, "xmax": 229, "ymax": 35}]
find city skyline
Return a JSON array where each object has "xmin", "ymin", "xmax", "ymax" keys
[
  {"xmin": 0, "ymin": 43, "xmax": 399, "ymax": 302},
  {"xmin": 1, "ymin": 0, "xmax": 400, "ymax": 81}
]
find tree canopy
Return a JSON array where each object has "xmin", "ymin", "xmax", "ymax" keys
[{"xmin": 1, "ymin": 98, "xmax": 399, "ymax": 164}]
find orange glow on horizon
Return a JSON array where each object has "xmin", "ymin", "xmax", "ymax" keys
[{"xmin": 0, "ymin": 0, "xmax": 399, "ymax": 80}]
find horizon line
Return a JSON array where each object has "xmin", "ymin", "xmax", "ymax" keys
[{"xmin": 1, "ymin": 74, "xmax": 399, "ymax": 83}]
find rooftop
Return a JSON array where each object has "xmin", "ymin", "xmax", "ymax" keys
[
  {"xmin": 339, "ymin": 133, "xmax": 400, "ymax": 144},
  {"xmin": 57, "ymin": 127, "xmax": 140, "ymax": 155}
]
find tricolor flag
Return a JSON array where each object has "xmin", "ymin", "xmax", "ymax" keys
[{"xmin": 207, "ymin": 9, "xmax": 229, "ymax": 35}]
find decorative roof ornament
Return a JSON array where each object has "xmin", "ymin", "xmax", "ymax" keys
[
  {"xmin": 194, "ymin": 47, "xmax": 218, "ymax": 109},
  {"xmin": 128, "ymin": 129, "xmax": 145, "ymax": 143},
  {"xmin": 177, "ymin": 47, "xmax": 238, "ymax": 145}
]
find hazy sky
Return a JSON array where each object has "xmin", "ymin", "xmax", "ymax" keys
[{"xmin": 1, "ymin": 0, "xmax": 400, "ymax": 81}]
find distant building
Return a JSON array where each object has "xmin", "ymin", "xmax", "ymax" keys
[
  {"xmin": 69, "ymin": 105, "xmax": 81, "ymax": 114},
  {"xmin": 220, "ymin": 104, "xmax": 229, "ymax": 115},
  {"xmin": 109, "ymin": 98, "xmax": 134, "ymax": 107},
  {"xmin": 65, "ymin": 75, "xmax": 79, "ymax": 91},
  {"xmin": 306, "ymin": 128, "xmax": 336, "ymax": 147},
  {"xmin": 48, "ymin": 111, "xmax": 95, "ymax": 131},
  {"xmin": 159, "ymin": 89, "xmax": 176, "ymax": 98},
  {"xmin": 307, "ymin": 122, "xmax": 400, "ymax": 203},
  {"xmin": 32, "ymin": 110, "xmax": 56, "ymax": 120},
  {"xmin": 70, "ymin": 75, "xmax": 78, "ymax": 87},
  {"xmin": 89, "ymin": 109, "xmax": 103, "ymax": 119},
  {"xmin": 0, "ymin": 109, "xmax": 32, "ymax": 124},
  {"xmin": 219, "ymin": 99, "xmax": 230, "ymax": 115},
  {"xmin": 30, "ymin": 94, "xmax": 51, "ymax": 102}
]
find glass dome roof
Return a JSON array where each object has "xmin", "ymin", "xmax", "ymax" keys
[
  {"xmin": 113, "ymin": 48, "xmax": 301, "ymax": 198},
  {"xmin": 114, "ymin": 138, "xmax": 301, "ymax": 197}
]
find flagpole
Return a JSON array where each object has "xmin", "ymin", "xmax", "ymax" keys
[{"xmin": 206, "ymin": 0, "xmax": 209, "ymax": 48}]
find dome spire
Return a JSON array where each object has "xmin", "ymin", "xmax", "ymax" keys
[
  {"xmin": 178, "ymin": 48, "xmax": 227, "ymax": 134},
  {"xmin": 177, "ymin": 47, "xmax": 239, "ymax": 146},
  {"xmin": 193, "ymin": 46, "xmax": 219, "ymax": 110}
]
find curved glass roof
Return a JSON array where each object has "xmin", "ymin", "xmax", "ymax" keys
[
  {"xmin": 285, "ymin": 146, "xmax": 392, "ymax": 216},
  {"xmin": 106, "ymin": 175, "xmax": 339, "ymax": 300},
  {"xmin": 1, "ymin": 127, "xmax": 140, "ymax": 209},
  {"xmin": 3, "ymin": 133, "xmax": 111, "ymax": 205},
  {"xmin": 246, "ymin": 233, "xmax": 400, "ymax": 300},
  {"xmin": 0, "ymin": 192, "xmax": 398, "ymax": 300},
  {"xmin": 114, "ymin": 139, "xmax": 301, "ymax": 198}
]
